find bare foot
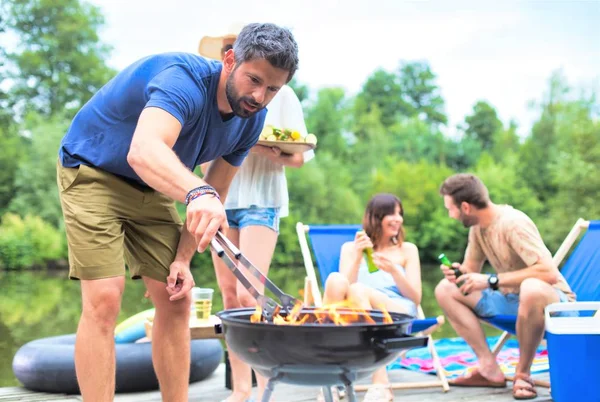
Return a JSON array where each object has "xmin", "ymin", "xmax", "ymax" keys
[
  {"xmin": 478, "ymin": 361, "xmax": 506, "ymax": 383},
  {"xmin": 449, "ymin": 367, "xmax": 506, "ymax": 388}
]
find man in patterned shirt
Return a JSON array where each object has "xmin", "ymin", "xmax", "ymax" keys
[{"xmin": 435, "ymin": 173, "xmax": 575, "ymax": 400}]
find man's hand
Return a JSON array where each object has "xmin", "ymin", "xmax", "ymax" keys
[
  {"xmin": 457, "ymin": 273, "xmax": 490, "ymax": 295},
  {"xmin": 186, "ymin": 194, "xmax": 228, "ymax": 252},
  {"xmin": 440, "ymin": 262, "xmax": 463, "ymax": 284},
  {"xmin": 166, "ymin": 260, "xmax": 195, "ymax": 301}
]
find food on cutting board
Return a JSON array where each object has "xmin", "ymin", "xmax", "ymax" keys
[{"xmin": 260, "ymin": 125, "xmax": 317, "ymax": 145}]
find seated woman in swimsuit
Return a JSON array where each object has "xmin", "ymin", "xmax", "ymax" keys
[{"xmin": 322, "ymin": 193, "xmax": 422, "ymax": 402}]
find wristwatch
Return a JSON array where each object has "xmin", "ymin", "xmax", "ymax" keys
[{"xmin": 488, "ymin": 274, "xmax": 499, "ymax": 291}]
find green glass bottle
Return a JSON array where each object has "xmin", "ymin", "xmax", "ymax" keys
[
  {"xmin": 438, "ymin": 253, "xmax": 452, "ymax": 267},
  {"xmin": 358, "ymin": 230, "xmax": 378, "ymax": 273},
  {"xmin": 438, "ymin": 253, "xmax": 462, "ymax": 282},
  {"xmin": 364, "ymin": 247, "xmax": 378, "ymax": 273}
]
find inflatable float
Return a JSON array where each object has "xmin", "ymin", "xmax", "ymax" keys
[
  {"xmin": 12, "ymin": 310, "xmax": 223, "ymax": 394},
  {"xmin": 114, "ymin": 308, "xmax": 155, "ymax": 343}
]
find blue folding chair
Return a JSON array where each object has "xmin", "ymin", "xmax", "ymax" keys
[
  {"xmin": 296, "ymin": 223, "xmax": 450, "ymax": 393},
  {"xmin": 481, "ymin": 219, "xmax": 600, "ymax": 387}
]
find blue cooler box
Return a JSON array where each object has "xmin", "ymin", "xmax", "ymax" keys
[{"xmin": 545, "ymin": 302, "xmax": 600, "ymax": 402}]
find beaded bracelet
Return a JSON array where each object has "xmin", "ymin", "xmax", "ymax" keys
[{"xmin": 185, "ymin": 185, "xmax": 220, "ymax": 205}]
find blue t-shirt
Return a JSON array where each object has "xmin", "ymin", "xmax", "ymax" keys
[{"xmin": 59, "ymin": 52, "xmax": 266, "ymax": 185}]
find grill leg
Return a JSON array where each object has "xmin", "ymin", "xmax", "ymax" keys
[
  {"xmin": 321, "ymin": 386, "xmax": 335, "ymax": 402},
  {"xmin": 344, "ymin": 383, "xmax": 357, "ymax": 402},
  {"xmin": 261, "ymin": 378, "xmax": 277, "ymax": 402}
]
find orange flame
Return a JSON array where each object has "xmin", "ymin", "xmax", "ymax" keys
[{"xmin": 250, "ymin": 298, "xmax": 394, "ymax": 326}]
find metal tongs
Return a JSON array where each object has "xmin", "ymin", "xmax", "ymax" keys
[{"xmin": 210, "ymin": 231, "xmax": 301, "ymax": 322}]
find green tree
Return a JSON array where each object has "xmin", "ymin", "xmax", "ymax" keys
[
  {"xmin": 8, "ymin": 113, "xmax": 69, "ymax": 227},
  {"xmin": 0, "ymin": 213, "xmax": 65, "ymax": 269},
  {"xmin": 0, "ymin": 127, "xmax": 26, "ymax": 213},
  {"xmin": 474, "ymin": 153, "xmax": 543, "ymax": 220},
  {"xmin": 447, "ymin": 136, "xmax": 483, "ymax": 171},
  {"xmin": 287, "ymin": 78, "xmax": 309, "ymax": 103},
  {"xmin": 273, "ymin": 152, "xmax": 363, "ymax": 268},
  {"xmin": 354, "ymin": 61, "xmax": 448, "ymax": 128},
  {"xmin": 518, "ymin": 71, "xmax": 569, "ymax": 202},
  {"xmin": 398, "ymin": 61, "xmax": 447, "ymax": 125},
  {"xmin": 4, "ymin": 0, "xmax": 115, "ymax": 118},
  {"xmin": 304, "ymin": 87, "xmax": 350, "ymax": 156},
  {"xmin": 287, "ymin": 152, "xmax": 363, "ymax": 225},
  {"xmin": 349, "ymin": 105, "xmax": 389, "ymax": 179},
  {"xmin": 0, "ymin": 5, "xmax": 14, "ymax": 129},
  {"xmin": 463, "ymin": 101, "xmax": 503, "ymax": 152},
  {"xmin": 542, "ymin": 97, "xmax": 600, "ymax": 251},
  {"xmin": 354, "ymin": 69, "xmax": 407, "ymax": 129},
  {"xmin": 0, "ymin": 4, "xmax": 18, "ymax": 189},
  {"xmin": 490, "ymin": 120, "xmax": 521, "ymax": 163},
  {"xmin": 387, "ymin": 117, "xmax": 451, "ymax": 166}
]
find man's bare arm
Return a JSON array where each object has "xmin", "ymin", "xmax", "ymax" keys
[
  {"xmin": 128, "ymin": 107, "xmax": 229, "ymax": 252},
  {"xmin": 202, "ymin": 157, "xmax": 239, "ymax": 204},
  {"xmin": 461, "ymin": 258, "xmax": 485, "ymax": 274},
  {"xmin": 199, "ymin": 162, "xmax": 211, "ymax": 177},
  {"xmin": 172, "ymin": 157, "xmax": 239, "ymax": 262},
  {"xmin": 173, "ymin": 226, "xmax": 197, "ymax": 264},
  {"xmin": 127, "ymin": 107, "xmax": 207, "ymax": 202},
  {"xmin": 497, "ymin": 257, "xmax": 559, "ymax": 288}
]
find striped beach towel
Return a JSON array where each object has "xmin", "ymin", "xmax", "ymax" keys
[{"xmin": 388, "ymin": 336, "xmax": 548, "ymax": 379}]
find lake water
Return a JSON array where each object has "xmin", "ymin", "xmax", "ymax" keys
[{"xmin": 0, "ymin": 264, "xmax": 498, "ymax": 387}]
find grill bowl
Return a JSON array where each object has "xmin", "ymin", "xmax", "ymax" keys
[{"xmin": 216, "ymin": 307, "xmax": 428, "ymax": 386}]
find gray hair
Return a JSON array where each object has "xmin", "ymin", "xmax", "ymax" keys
[{"xmin": 233, "ymin": 23, "xmax": 299, "ymax": 82}]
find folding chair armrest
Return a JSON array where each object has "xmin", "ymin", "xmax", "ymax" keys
[
  {"xmin": 420, "ymin": 316, "xmax": 445, "ymax": 336},
  {"xmin": 296, "ymin": 222, "xmax": 323, "ymax": 306}
]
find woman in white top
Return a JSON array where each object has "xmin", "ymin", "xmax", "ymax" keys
[
  {"xmin": 200, "ymin": 32, "xmax": 314, "ymax": 402},
  {"xmin": 321, "ymin": 193, "xmax": 422, "ymax": 402}
]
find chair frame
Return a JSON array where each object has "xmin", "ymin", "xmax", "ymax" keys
[{"xmin": 296, "ymin": 222, "xmax": 450, "ymax": 393}]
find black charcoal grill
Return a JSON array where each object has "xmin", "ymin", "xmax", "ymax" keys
[{"xmin": 211, "ymin": 233, "xmax": 428, "ymax": 402}]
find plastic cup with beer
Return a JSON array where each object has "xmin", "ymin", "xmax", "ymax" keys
[{"xmin": 191, "ymin": 287, "xmax": 214, "ymax": 322}]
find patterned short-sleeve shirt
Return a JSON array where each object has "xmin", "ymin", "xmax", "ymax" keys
[{"xmin": 465, "ymin": 205, "xmax": 575, "ymax": 301}]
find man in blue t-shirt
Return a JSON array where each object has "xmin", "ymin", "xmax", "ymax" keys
[{"xmin": 56, "ymin": 22, "xmax": 298, "ymax": 401}]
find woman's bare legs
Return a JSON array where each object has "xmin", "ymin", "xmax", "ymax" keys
[
  {"xmin": 213, "ymin": 229, "xmax": 251, "ymax": 402},
  {"xmin": 237, "ymin": 225, "xmax": 278, "ymax": 402},
  {"xmin": 323, "ymin": 274, "xmax": 409, "ymax": 399}
]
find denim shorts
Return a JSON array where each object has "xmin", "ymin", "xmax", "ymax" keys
[
  {"xmin": 226, "ymin": 206, "xmax": 280, "ymax": 233},
  {"xmin": 474, "ymin": 288, "xmax": 577, "ymax": 318}
]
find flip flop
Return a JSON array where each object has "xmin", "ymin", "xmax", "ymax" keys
[
  {"xmin": 449, "ymin": 368, "xmax": 506, "ymax": 388},
  {"xmin": 512, "ymin": 373, "xmax": 537, "ymax": 400}
]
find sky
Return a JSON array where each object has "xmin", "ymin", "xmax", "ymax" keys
[{"xmin": 90, "ymin": 0, "xmax": 600, "ymax": 137}]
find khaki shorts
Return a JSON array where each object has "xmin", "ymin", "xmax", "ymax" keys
[{"xmin": 56, "ymin": 161, "xmax": 183, "ymax": 282}]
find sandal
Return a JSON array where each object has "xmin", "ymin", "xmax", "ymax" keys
[
  {"xmin": 512, "ymin": 373, "xmax": 537, "ymax": 400},
  {"xmin": 363, "ymin": 385, "xmax": 393, "ymax": 402},
  {"xmin": 449, "ymin": 368, "xmax": 506, "ymax": 388}
]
